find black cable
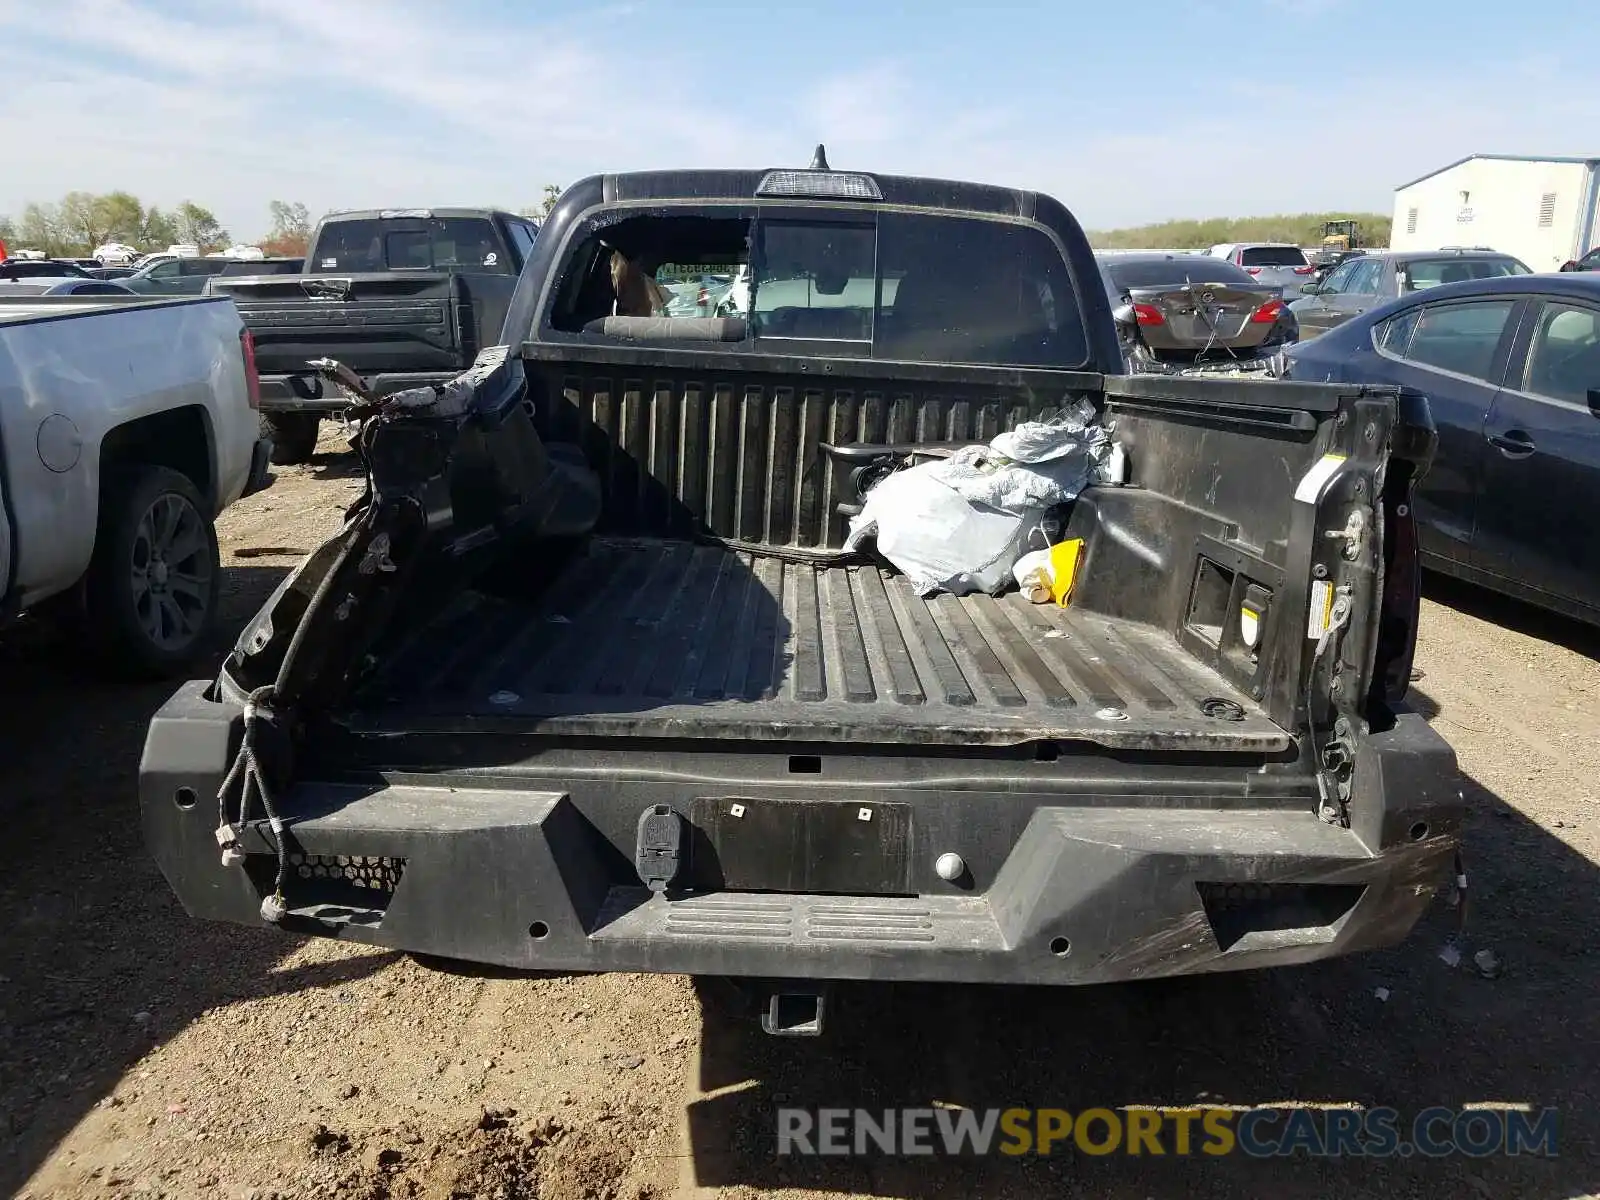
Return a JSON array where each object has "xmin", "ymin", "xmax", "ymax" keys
[
  {"xmin": 1306, "ymin": 591, "xmax": 1352, "ymax": 821},
  {"xmin": 215, "ymin": 684, "xmax": 290, "ymax": 922},
  {"xmin": 693, "ymin": 532, "xmax": 870, "ymax": 565}
]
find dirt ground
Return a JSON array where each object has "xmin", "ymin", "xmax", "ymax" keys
[{"xmin": 3, "ymin": 426, "xmax": 1597, "ymax": 1199}]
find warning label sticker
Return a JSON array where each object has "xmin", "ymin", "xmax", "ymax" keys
[
  {"xmin": 1307, "ymin": 579, "xmax": 1335, "ymax": 640},
  {"xmin": 1294, "ymin": 454, "xmax": 1347, "ymax": 504}
]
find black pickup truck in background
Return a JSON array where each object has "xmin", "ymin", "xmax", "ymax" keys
[
  {"xmin": 210, "ymin": 208, "xmax": 540, "ymax": 463},
  {"xmin": 145, "ymin": 162, "xmax": 1461, "ymax": 1036}
]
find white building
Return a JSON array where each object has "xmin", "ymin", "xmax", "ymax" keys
[{"xmin": 1390, "ymin": 154, "xmax": 1600, "ymax": 271}]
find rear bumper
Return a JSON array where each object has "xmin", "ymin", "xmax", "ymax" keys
[
  {"xmin": 1128, "ymin": 354, "xmax": 1283, "ymax": 378},
  {"xmin": 257, "ymin": 371, "xmax": 458, "ymax": 415},
  {"xmin": 141, "ymin": 686, "xmax": 1461, "ymax": 986}
]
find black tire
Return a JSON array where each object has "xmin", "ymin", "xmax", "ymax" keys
[
  {"xmin": 261, "ymin": 412, "xmax": 320, "ymax": 465},
  {"xmin": 85, "ymin": 465, "xmax": 221, "ymax": 678}
]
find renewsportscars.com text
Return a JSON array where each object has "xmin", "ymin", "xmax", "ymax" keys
[{"xmin": 777, "ymin": 1106, "xmax": 1558, "ymax": 1159}]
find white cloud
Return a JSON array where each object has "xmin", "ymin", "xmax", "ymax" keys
[
  {"xmin": 0, "ymin": 0, "xmax": 784, "ymax": 235},
  {"xmin": 3, "ymin": 0, "xmax": 1598, "ymax": 238}
]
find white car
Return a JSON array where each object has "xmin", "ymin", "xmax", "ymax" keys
[
  {"xmin": 1206, "ymin": 242, "xmax": 1317, "ymax": 295},
  {"xmin": 133, "ymin": 245, "xmax": 202, "ymax": 270},
  {"xmin": 0, "ymin": 291, "xmax": 271, "ymax": 674},
  {"xmin": 93, "ymin": 242, "xmax": 141, "ymax": 266}
]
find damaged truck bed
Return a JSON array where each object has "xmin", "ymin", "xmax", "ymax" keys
[
  {"xmin": 142, "ymin": 164, "xmax": 1461, "ymax": 1015},
  {"xmin": 358, "ymin": 540, "xmax": 1290, "ymax": 751}
]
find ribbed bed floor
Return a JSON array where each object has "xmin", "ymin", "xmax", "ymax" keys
[{"xmin": 356, "ymin": 538, "xmax": 1290, "ymax": 751}]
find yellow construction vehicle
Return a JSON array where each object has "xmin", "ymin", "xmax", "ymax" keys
[{"xmin": 1322, "ymin": 219, "xmax": 1362, "ymax": 254}]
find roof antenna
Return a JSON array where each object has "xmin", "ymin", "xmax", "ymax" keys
[{"xmin": 810, "ymin": 144, "xmax": 830, "ymax": 170}]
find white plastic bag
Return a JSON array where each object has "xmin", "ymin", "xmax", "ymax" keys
[
  {"xmin": 859, "ymin": 469, "xmax": 1033, "ymax": 596},
  {"xmin": 845, "ymin": 401, "xmax": 1117, "ymax": 596},
  {"xmin": 989, "ymin": 399, "xmax": 1100, "ymax": 462}
]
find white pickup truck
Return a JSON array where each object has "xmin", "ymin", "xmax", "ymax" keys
[{"xmin": 0, "ymin": 292, "xmax": 270, "ymax": 674}]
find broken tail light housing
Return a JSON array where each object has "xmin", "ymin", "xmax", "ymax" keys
[
  {"xmin": 1250, "ymin": 299, "xmax": 1285, "ymax": 324},
  {"xmin": 239, "ymin": 329, "xmax": 261, "ymax": 410},
  {"xmin": 1378, "ymin": 493, "xmax": 1421, "ymax": 705},
  {"xmin": 1132, "ymin": 303, "xmax": 1165, "ymax": 326},
  {"xmin": 1369, "ymin": 388, "xmax": 1435, "ymax": 711}
]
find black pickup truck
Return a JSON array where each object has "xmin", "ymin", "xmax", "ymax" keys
[
  {"xmin": 210, "ymin": 208, "xmax": 540, "ymax": 464},
  {"xmin": 143, "ymin": 162, "xmax": 1459, "ymax": 1036}
]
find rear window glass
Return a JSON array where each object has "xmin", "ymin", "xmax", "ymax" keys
[
  {"xmin": 875, "ymin": 212, "xmax": 1085, "ymax": 367},
  {"xmin": 1237, "ymin": 246, "xmax": 1308, "ymax": 267},
  {"xmin": 310, "ymin": 217, "xmax": 512, "ymax": 273},
  {"xmin": 1106, "ymin": 258, "xmax": 1254, "ymax": 289},
  {"xmin": 1399, "ymin": 257, "xmax": 1530, "ymax": 291},
  {"xmin": 753, "ymin": 222, "xmax": 877, "ymax": 342},
  {"xmin": 547, "ymin": 210, "xmax": 1088, "ymax": 369}
]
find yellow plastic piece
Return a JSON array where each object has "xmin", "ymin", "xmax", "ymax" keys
[{"xmin": 1048, "ymin": 538, "xmax": 1084, "ymax": 607}]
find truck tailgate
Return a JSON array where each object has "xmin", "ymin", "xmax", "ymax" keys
[
  {"xmin": 351, "ymin": 538, "xmax": 1287, "ymax": 752},
  {"xmin": 211, "ymin": 273, "xmax": 466, "ymax": 376}
]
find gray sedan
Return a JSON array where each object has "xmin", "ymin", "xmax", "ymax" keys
[
  {"xmin": 1099, "ymin": 253, "xmax": 1298, "ymax": 369},
  {"xmin": 1290, "ymin": 249, "xmax": 1531, "ymax": 337}
]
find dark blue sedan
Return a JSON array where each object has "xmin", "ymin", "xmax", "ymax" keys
[{"xmin": 1284, "ymin": 273, "xmax": 1600, "ymax": 626}]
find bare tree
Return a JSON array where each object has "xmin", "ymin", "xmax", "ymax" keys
[
  {"xmin": 263, "ymin": 200, "xmax": 312, "ymax": 255},
  {"xmin": 2, "ymin": 193, "xmax": 237, "ymax": 254},
  {"xmin": 267, "ymin": 200, "xmax": 311, "ymax": 240}
]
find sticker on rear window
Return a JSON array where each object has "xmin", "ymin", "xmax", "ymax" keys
[
  {"xmin": 321, "ymin": 258, "xmax": 337, "ymax": 269},
  {"xmin": 1307, "ymin": 579, "xmax": 1335, "ymax": 640},
  {"xmin": 1294, "ymin": 453, "xmax": 1347, "ymax": 504}
]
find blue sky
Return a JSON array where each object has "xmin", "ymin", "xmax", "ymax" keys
[{"xmin": 3, "ymin": 0, "xmax": 1598, "ymax": 241}]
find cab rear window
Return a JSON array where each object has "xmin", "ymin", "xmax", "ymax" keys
[
  {"xmin": 1237, "ymin": 246, "xmax": 1308, "ymax": 267},
  {"xmin": 876, "ymin": 213, "xmax": 1085, "ymax": 367},
  {"xmin": 546, "ymin": 209, "xmax": 1088, "ymax": 369},
  {"xmin": 310, "ymin": 217, "xmax": 512, "ymax": 273}
]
